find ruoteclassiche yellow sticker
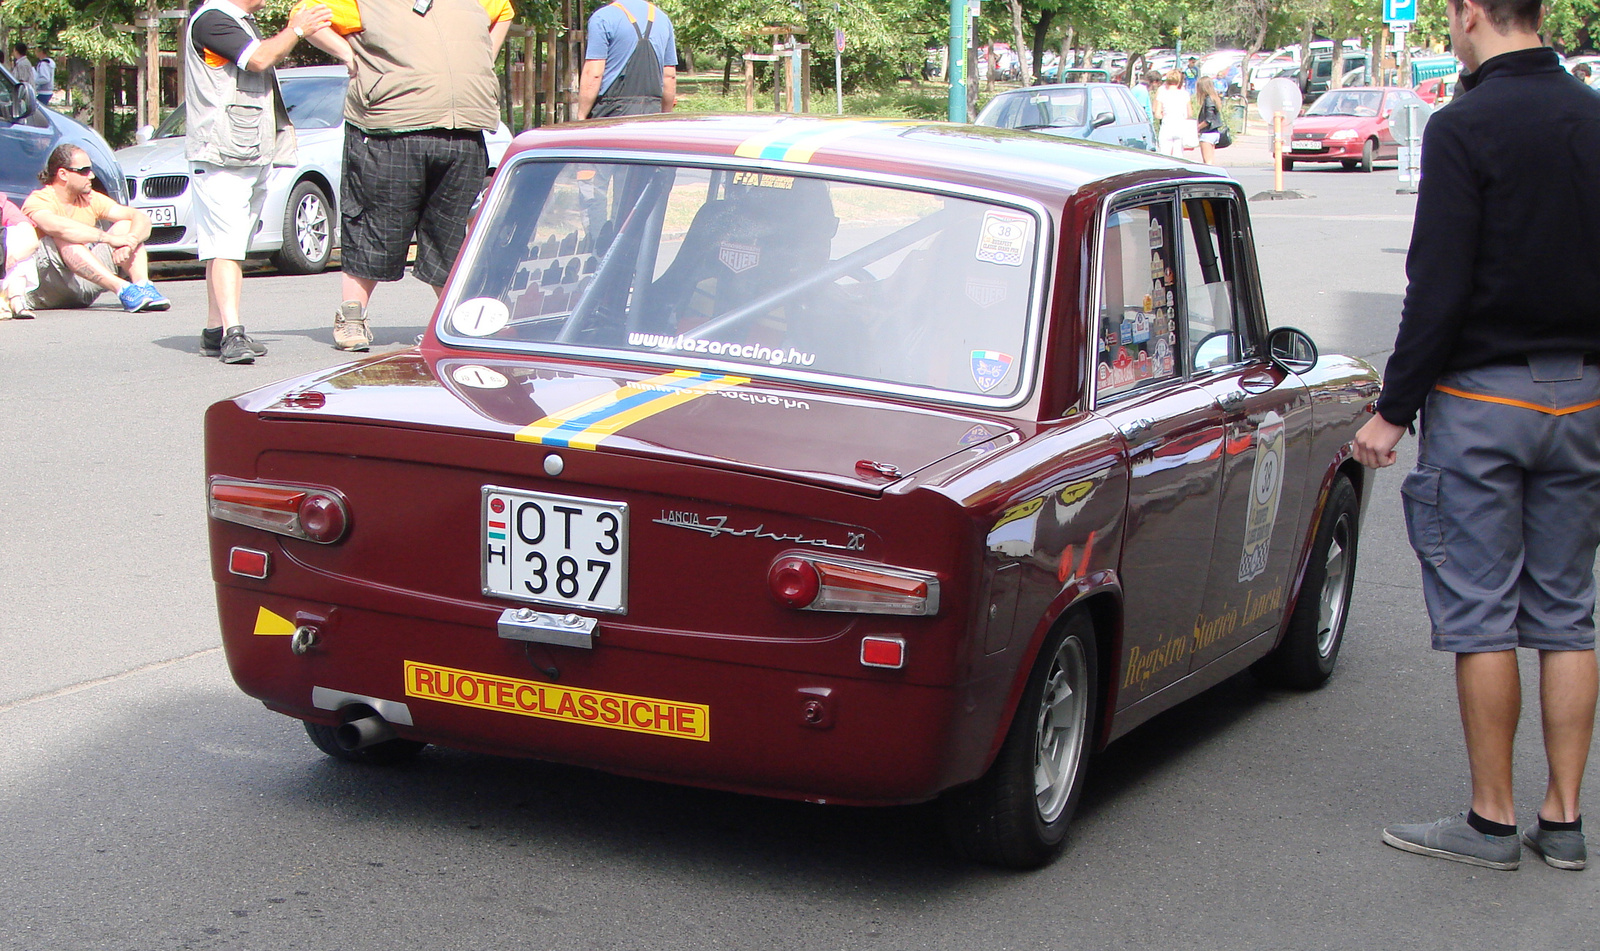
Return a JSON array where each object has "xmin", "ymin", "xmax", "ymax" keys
[{"xmin": 403, "ymin": 660, "xmax": 710, "ymax": 741}]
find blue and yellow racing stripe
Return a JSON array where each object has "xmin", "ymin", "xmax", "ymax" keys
[
  {"xmin": 516, "ymin": 370, "xmax": 749, "ymax": 450},
  {"xmin": 734, "ymin": 118, "xmax": 923, "ymax": 163}
]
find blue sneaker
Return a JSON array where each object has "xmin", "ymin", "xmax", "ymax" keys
[
  {"xmin": 137, "ymin": 281, "xmax": 170, "ymax": 311},
  {"xmin": 117, "ymin": 283, "xmax": 153, "ymax": 313}
]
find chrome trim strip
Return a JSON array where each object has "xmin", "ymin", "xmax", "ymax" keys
[
  {"xmin": 438, "ymin": 149, "xmax": 1054, "ymax": 412},
  {"xmin": 311, "ymin": 687, "xmax": 414, "ymax": 726}
]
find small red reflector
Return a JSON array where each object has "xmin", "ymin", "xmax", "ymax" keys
[
  {"xmin": 228, "ymin": 547, "xmax": 270, "ymax": 579},
  {"xmin": 860, "ymin": 636, "xmax": 906, "ymax": 669}
]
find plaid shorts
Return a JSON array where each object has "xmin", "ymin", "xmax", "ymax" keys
[{"xmin": 340, "ymin": 127, "xmax": 488, "ymax": 286}]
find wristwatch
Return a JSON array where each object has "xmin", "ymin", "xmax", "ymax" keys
[{"xmin": 293, "ymin": 25, "xmax": 305, "ymax": 38}]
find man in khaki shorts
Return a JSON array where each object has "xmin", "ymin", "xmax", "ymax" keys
[{"xmin": 22, "ymin": 144, "xmax": 170, "ymax": 314}]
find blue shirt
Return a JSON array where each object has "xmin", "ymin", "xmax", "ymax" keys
[{"xmin": 585, "ymin": 0, "xmax": 677, "ymax": 96}]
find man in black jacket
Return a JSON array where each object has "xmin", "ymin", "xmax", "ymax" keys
[{"xmin": 1354, "ymin": 0, "xmax": 1600, "ymax": 872}]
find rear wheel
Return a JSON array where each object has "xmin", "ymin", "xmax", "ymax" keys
[
  {"xmin": 942, "ymin": 612, "xmax": 1097, "ymax": 869},
  {"xmin": 272, "ymin": 180, "xmax": 333, "ymax": 274},
  {"xmin": 1252, "ymin": 474, "xmax": 1359, "ymax": 689},
  {"xmin": 304, "ymin": 718, "xmax": 426, "ymax": 766}
]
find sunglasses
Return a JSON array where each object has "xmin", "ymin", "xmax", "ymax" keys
[{"xmin": 65, "ymin": 165, "xmax": 94, "ymax": 176}]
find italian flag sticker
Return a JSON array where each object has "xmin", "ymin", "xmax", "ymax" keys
[{"xmin": 970, "ymin": 350, "xmax": 1014, "ymax": 392}]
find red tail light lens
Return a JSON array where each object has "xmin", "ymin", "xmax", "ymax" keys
[
  {"xmin": 767, "ymin": 554, "xmax": 939, "ymax": 616},
  {"xmin": 209, "ymin": 478, "xmax": 350, "ymax": 544}
]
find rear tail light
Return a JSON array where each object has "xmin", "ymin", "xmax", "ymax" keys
[
  {"xmin": 766, "ymin": 554, "xmax": 939, "ymax": 616},
  {"xmin": 209, "ymin": 478, "xmax": 350, "ymax": 544}
]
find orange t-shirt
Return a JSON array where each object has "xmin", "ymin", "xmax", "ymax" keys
[
  {"xmin": 302, "ymin": 0, "xmax": 514, "ymax": 35},
  {"xmin": 22, "ymin": 187, "xmax": 118, "ymax": 228}
]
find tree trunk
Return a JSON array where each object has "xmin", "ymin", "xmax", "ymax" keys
[
  {"xmin": 1031, "ymin": 9, "xmax": 1054, "ymax": 82},
  {"xmin": 722, "ymin": 49, "xmax": 733, "ymax": 97},
  {"xmin": 1059, "ymin": 25, "xmax": 1073, "ymax": 82},
  {"xmin": 1331, "ymin": 44, "xmax": 1345, "ymax": 89},
  {"xmin": 1298, "ymin": 17, "xmax": 1315, "ymax": 94},
  {"xmin": 1006, "ymin": 0, "xmax": 1031, "ymax": 85},
  {"xmin": 1239, "ymin": 22, "xmax": 1267, "ymax": 135}
]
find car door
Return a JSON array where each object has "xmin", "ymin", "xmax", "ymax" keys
[
  {"xmin": 1179, "ymin": 185, "xmax": 1312, "ymax": 672},
  {"xmin": 1111, "ymin": 88, "xmax": 1152, "ymax": 150},
  {"xmin": 1377, "ymin": 91, "xmax": 1399, "ymax": 157},
  {"xmin": 0, "ymin": 66, "xmax": 56, "ymax": 204},
  {"xmin": 1091, "ymin": 191, "xmax": 1227, "ymax": 707},
  {"xmin": 1087, "ymin": 87, "xmax": 1120, "ymax": 146}
]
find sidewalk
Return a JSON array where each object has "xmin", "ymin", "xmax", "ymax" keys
[{"xmin": 1199, "ymin": 129, "xmax": 1276, "ymax": 168}]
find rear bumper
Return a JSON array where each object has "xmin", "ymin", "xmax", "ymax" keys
[{"xmin": 219, "ymin": 583, "xmax": 975, "ymax": 806}]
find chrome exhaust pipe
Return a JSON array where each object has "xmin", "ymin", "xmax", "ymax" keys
[{"xmin": 335, "ymin": 714, "xmax": 396, "ymax": 751}]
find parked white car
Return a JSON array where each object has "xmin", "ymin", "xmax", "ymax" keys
[{"xmin": 114, "ymin": 66, "xmax": 511, "ymax": 273}]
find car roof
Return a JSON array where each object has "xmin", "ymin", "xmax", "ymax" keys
[
  {"xmin": 993, "ymin": 83, "xmax": 1126, "ymax": 94},
  {"xmin": 500, "ymin": 114, "xmax": 1213, "ymax": 207}
]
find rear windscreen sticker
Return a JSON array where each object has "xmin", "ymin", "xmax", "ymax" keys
[
  {"xmin": 452, "ymin": 365, "xmax": 509, "ymax": 389},
  {"xmin": 971, "ymin": 350, "xmax": 1014, "ymax": 392},
  {"xmin": 451, "ymin": 297, "xmax": 510, "ymax": 337},
  {"xmin": 976, "ymin": 211, "xmax": 1031, "ymax": 267}
]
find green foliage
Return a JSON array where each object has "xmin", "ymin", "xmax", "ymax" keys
[{"xmin": 677, "ymin": 79, "xmax": 947, "ymax": 117}]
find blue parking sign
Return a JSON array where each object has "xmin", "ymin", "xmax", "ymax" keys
[{"xmin": 1384, "ymin": 0, "xmax": 1416, "ymax": 23}]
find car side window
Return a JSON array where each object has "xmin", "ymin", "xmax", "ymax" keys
[
  {"xmin": 1090, "ymin": 87, "xmax": 1115, "ymax": 124},
  {"xmin": 989, "ymin": 95, "xmax": 1021, "ymax": 128},
  {"xmin": 1096, "ymin": 199, "xmax": 1179, "ymax": 399},
  {"xmin": 1179, "ymin": 194, "xmax": 1245, "ymax": 371}
]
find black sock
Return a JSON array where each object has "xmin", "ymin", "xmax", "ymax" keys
[
  {"xmin": 1539, "ymin": 814, "xmax": 1582, "ymax": 832},
  {"xmin": 1467, "ymin": 810, "xmax": 1517, "ymax": 837}
]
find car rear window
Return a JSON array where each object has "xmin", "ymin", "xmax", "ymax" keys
[{"xmin": 439, "ymin": 160, "xmax": 1043, "ymax": 403}]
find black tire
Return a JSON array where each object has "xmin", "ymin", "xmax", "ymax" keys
[
  {"xmin": 1359, "ymin": 138, "xmax": 1375, "ymax": 173},
  {"xmin": 1280, "ymin": 155, "xmax": 1294, "ymax": 171},
  {"xmin": 272, "ymin": 180, "xmax": 334, "ymax": 274},
  {"xmin": 303, "ymin": 719, "xmax": 426, "ymax": 766},
  {"xmin": 1252, "ymin": 474, "xmax": 1359, "ymax": 689},
  {"xmin": 942, "ymin": 612, "xmax": 1098, "ymax": 869}
]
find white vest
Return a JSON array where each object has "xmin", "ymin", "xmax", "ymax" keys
[{"xmin": 183, "ymin": 0, "xmax": 297, "ymax": 167}]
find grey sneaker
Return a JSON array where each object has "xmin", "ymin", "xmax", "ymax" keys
[
  {"xmin": 333, "ymin": 300, "xmax": 371, "ymax": 352},
  {"xmin": 202, "ymin": 326, "xmax": 267, "ymax": 357},
  {"xmin": 1523, "ymin": 824, "xmax": 1587, "ymax": 870},
  {"xmin": 218, "ymin": 326, "xmax": 257, "ymax": 365},
  {"xmin": 1382, "ymin": 813, "xmax": 1521, "ymax": 870}
]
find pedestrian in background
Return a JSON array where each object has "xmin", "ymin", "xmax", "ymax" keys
[
  {"xmin": 186, "ymin": 0, "xmax": 330, "ymax": 364},
  {"xmin": 1355, "ymin": 0, "xmax": 1600, "ymax": 873},
  {"xmin": 1153, "ymin": 70, "xmax": 1192, "ymax": 157},
  {"xmin": 1195, "ymin": 76, "xmax": 1225, "ymax": 163},
  {"xmin": 11, "ymin": 43, "xmax": 34, "ymax": 89},
  {"xmin": 577, "ymin": 0, "xmax": 677, "ymax": 119},
  {"xmin": 1130, "ymin": 69, "xmax": 1152, "ymax": 120},
  {"xmin": 303, "ymin": 0, "xmax": 513, "ymax": 352},
  {"xmin": 22, "ymin": 144, "xmax": 169, "ymax": 313},
  {"xmin": 1, "ymin": 196, "xmax": 39, "ymax": 319},
  {"xmin": 33, "ymin": 46, "xmax": 54, "ymax": 105}
]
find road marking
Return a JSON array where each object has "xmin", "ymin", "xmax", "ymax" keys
[{"xmin": 0, "ymin": 646, "xmax": 222, "ymax": 716}]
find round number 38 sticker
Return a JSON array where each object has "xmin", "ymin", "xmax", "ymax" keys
[{"xmin": 451, "ymin": 297, "xmax": 510, "ymax": 337}]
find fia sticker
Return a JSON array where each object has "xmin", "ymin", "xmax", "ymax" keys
[
  {"xmin": 718, "ymin": 243, "xmax": 760, "ymax": 274},
  {"xmin": 1238, "ymin": 410, "xmax": 1286, "ymax": 583},
  {"xmin": 965, "ymin": 280, "xmax": 1007, "ymax": 308},
  {"xmin": 975, "ymin": 210, "xmax": 1032, "ymax": 267},
  {"xmin": 452, "ymin": 365, "xmax": 509, "ymax": 389},
  {"xmin": 451, "ymin": 297, "xmax": 510, "ymax": 337},
  {"xmin": 970, "ymin": 350, "xmax": 1014, "ymax": 392}
]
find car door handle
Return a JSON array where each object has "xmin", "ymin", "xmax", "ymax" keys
[
  {"xmin": 1218, "ymin": 390, "xmax": 1247, "ymax": 413},
  {"xmin": 1118, "ymin": 417, "xmax": 1155, "ymax": 441}
]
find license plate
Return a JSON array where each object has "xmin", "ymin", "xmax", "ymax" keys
[
  {"xmin": 482, "ymin": 486, "xmax": 628, "ymax": 614},
  {"xmin": 1291, "ymin": 141, "xmax": 1321, "ymax": 151},
  {"xmin": 145, "ymin": 205, "xmax": 177, "ymax": 226}
]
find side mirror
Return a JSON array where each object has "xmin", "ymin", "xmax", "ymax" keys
[
  {"xmin": 1268, "ymin": 326, "xmax": 1319, "ymax": 373},
  {"xmin": 13, "ymin": 80, "xmax": 36, "ymax": 121},
  {"xmin": 136, "ymin": 124, "xmax": 155, "ymax": 145},
  {"xmin": 1091, "ymin": 110, "xmax": 1115, "ymax": 129}
]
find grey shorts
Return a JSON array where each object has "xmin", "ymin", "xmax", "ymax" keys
[
  {"xmin": 1403, "ymin": 355, "xmax": 1600, "ymax": 652},
  {"xmin": 340, "ymin": 127, "xmax": 487, "ymax": 287},
  {"xmin": 25, "ymin": 236, "xmax": 111, "ymax": 310}
]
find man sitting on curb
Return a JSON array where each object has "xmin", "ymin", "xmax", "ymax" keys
[{"xmin": 21, "ymin": 144, "xmax": 170, "ymax": 313}]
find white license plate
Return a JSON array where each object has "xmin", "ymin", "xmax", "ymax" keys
[
  {"xmin": 145, "ymin": 205, "xmax": 177, "ymax": 226},
  {"xmin": 482, "ymin": 486, "xmax": 628, "ymax": 614},
  {"xmin": 1291, "ymin": 141, "xmax": 1321, "ymax": 151}
]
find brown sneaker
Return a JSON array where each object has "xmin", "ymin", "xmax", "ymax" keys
[{"xmin": 333, "ymin": 300, "xmax": 371, "ymax": 352}]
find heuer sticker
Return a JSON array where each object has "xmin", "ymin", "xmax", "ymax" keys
[
  {"xmin": 1238, "ymin": 410, "xmax": 1286, "ymax": 582},
  {"xmin": 718, "ymin": 243, "xmax": 761, "ymax": 273},
  {"xmin": 451, "ymin": 296, "xmax": 510, "ymax": 337},
  {"xmin": 970, "ymin": 350, "xmax": 1014, "ymax": 391},
  {"xmin": 965, "ymin": 280, "xmax": 1008, "ymax": 308},
  {"xmin": 452, "ymin": 365, "xmax": 510, "ymax": 389},
  {"xmin": 975, "ymin": 210, "xmax": 1031, "ymax": 267}
]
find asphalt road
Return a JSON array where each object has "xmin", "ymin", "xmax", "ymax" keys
[{"xmin": 3, "ymin": 165, "xmax": 1596, "ymax": 951}]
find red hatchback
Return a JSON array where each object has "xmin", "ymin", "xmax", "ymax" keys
[
  {"xmin": 206, "ymin": 115, "xmax": 1380, "ymax": 868},
  {"xmin": 1284, "ymin": 86, "xmax": 1431, "ymax": 171}
]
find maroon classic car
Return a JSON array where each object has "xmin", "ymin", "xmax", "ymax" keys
[{"xmin": 206, "ymin": 115, "xmax": 1380, "ymax": 868}]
